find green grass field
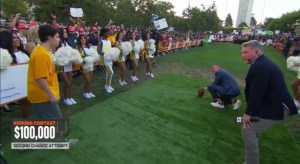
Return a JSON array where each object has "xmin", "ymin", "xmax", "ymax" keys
[{"xmin": 1, "ymin": 42, "xmax": 300, "ymax": 164}]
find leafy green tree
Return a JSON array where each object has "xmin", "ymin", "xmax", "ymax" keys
[
  {"xmin": 238, "ymin": 22, "xmax": 248, "ymax": 27},
  {"xmin": 266, "ymin": 10, "xmax": 300, "ymax": 32},
  {"xmin": 15, "ymin": 0, "xmax": 222, "ymax": 32},
  {"xmin": 179, "ymin": 1, "xmax": 221, "ymax": 32},
  {"xmin": 1, "ymin": 0, "xmax": 28, "ymax": 16},
  {"xmin": 224, "ymin": 13, "xmax": 233, "ymax": 27},
  {"xmin": 250, "ymin": 16, "xmax": 257, "ymax": 27}
]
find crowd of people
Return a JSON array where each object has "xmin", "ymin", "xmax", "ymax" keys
[
  {"xmin": 0, "ymin": 11, "xmax": 204, "ymax": 115},
  {"xmin": 1, "ymin": 9, "xmax": 300, "ymax": 164}
]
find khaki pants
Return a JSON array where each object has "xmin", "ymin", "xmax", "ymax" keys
[{"xmin": 241, "ymin": 118, "xmax": 277, "ymax": 164}]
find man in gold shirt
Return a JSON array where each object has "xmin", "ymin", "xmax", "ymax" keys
[{"xmin": 27, "ymin": 24, "xmax": 61, "ymax": 118}]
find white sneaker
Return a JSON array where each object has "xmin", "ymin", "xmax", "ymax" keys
[
  {"xmin": 233, "ymin": 100, "xmax": 241, "ymax": 110},
  {"xmin": 210, "ymin": 102, "xmax": 224, "ymax": 109},
  {"xmin": 134, "ymin": 76, "xmax": 139, "ymax": 81},
  {"xmin": 131, "ymin": 76, "xmax": 136, "ymax": 81},
  {"xmin": 64, "ymin": 99, "xmax": 73, "ymax": 106},
  {"xmin": 122, "ymin": 81, "xmax": 128, "ymax": 85},
  {"xmin": 146, "ymin": 72, "xmax": 151, "ymax": 76},
  {"xmin": 119, "ymin": 79, "xmax": 125, "ymax": 86},
  {"xmin": 109, "ymin": 86, "xmax": 114, "ymax": 91},
  {"xmin": 150, "ymin": 73, "xmax": 154, "ymax": 78},
  {"xmin": 105, "ymin": 85, "xmax": 112, "ymax": 93},
  {"xmin": 294, "ymin": 99, "xmax": 300, "ymax": 108},
  {"xmin": 89, "ymin": 92, "xmax": 95, "ymax": 98},
  {"xmin": 70, "ymin": 98, "xmax": 77, "ymax": 104},
  {"xmin": 83, "ymin": 92, "xmax": 92, "ymax": 99}
]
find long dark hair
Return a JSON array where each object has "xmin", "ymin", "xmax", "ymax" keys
[
  {"xmin": 57, "ymin": 28, "xmax": 67, "ymax": 49},
  {"xmin": 0, "ymin": 30, "xmax": 14, "ymax": 57},
  {"xmin": 76, "ymin": 34, "xmax": 89, "ymax": 57},
  {"xmin": 77, "ymin": 34, "xmax": 90, "ymax": 48},
  {"xmin": 13, "ymin": 33, "xmax": 29, "ymax": 56},
  {"xmin": 0, "ymin": 31, "xmax": 30, "ymax": 64}
]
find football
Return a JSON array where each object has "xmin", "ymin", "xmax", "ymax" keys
[{"xmin": 198, "ymin": 87, "xmax": 205, "ymax": 97}]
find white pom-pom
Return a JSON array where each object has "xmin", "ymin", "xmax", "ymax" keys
[
  {"xmin": 137, "ymin": 39, "xmax": 144, "ymax": 50},
  {"xmin": 54, "ymin": 46, "xmax": 72, "ymax": 66},
  {"xmin": 83, "ymin": 56, "xmax": 94, "ymax": 70},
  {"xmin": 70, "ymin": 48, "xmax": 83, "ymax": 64},
  {"xmin": 287, "ymin": 56, "xmax": 300, "ymax": 72},
  {"xmin": 133, "ymin": 41, "xmax": 141, "ymax": 53},
  {"xmin": 149, "ymin": 44, "xmax": 156, "ymax": 55},
  {"xmin": 149, "ymin": 39, "xmax": 155, "ymax": 45},
  {"xmin": 104, "ymin": 47, "xmax": 120, "ymax": 61},
  {"xmin": 87, "ymin": 48, "xmax": 100, "ymax": 63},
  {"xmin": 121, "ymin": 41, "xmax": 133, "ymax": 56},
  {"xmin": 0, "ymin": 48, "xmax": 13, "ymax": 69}
]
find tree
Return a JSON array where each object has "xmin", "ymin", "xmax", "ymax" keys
[
  {"xmin": 179, "ymin": 1, "xmax": 221, "ymax": 32},
  {"xmin": 10, "ymin": 0, "xmax": 221, "ymax": 32},
  {"xmin": 266, "ymin": 10, "xmax": 300, "ymax": 32},
  {"xmin": 238, "ymin": 22, "xmax": 248, "ymax": 27},
  {"xmin": 1, "ymin": 0, "xmax": 28, "ymax": 16},
  {"xmin": 250, "ymin": 16, "xmax": 257, "ymax": 27},
  {"xmin": 224, "ymin": 13, "xmax": 233, "ymax": 27}
]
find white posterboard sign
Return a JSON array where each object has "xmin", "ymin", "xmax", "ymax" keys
[
  {"xmin": 153, "ymin": 18, "xmax": 168, "ymax": 30},
  {"xmin": 0, "ymin": 64, "xmax": 28, "ymax": 105},
  {"xmin": 70, "ymin": 8, "xmax": 83, "ymax": 18}
]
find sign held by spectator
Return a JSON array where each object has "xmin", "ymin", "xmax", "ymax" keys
[
  {"xmin": 70, "ymin": 8, "xmax": 83, "ymax": 17},
  {"xmin": 153, "ymin": 18, "xmax": 168, "ymax": 30},
  {"xmin": 0, "ymin": 64, "xmax": 28, "ymax": 105}
]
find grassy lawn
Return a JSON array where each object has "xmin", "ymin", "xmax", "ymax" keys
[{"xmin": 1, "ymin": 42, "xmax": 300, "ymax": 164}]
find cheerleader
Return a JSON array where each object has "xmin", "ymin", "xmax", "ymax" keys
[
  {"xmin": 57, "ymin": 28, "xmax": 77, "ymax": 105},
  {"xmin": 76, "ymin": 34, "xmax": 95, "ymax": 98},
  {"xmin": 115, "ymin": 31, "xmax": 128, "ymax": 86},
  {"xmin": 98, "ymin": 28, "xmax": 114, "ymax": 93},
  {"xmin": 287, "ymin": 56, "xmax": 300, "ymax": 107},
  {"xmin": 143, "ymin": 32, "xmax": 154, "ymax": 78},
  {"xmin": 129, "ymin": 32, "xmax": 140, "ymax": 81}
]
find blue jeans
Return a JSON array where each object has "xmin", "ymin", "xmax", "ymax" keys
[{"xmin": 32, "ymin": 101, "xmax": 62, "ymax": 119}]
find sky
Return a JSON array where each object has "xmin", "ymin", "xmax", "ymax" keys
[{"xmin": 162, "ymin": 0, "xmax": 300, "ymax": 25}]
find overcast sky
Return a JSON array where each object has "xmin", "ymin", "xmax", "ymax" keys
[{"xmin": 162, "ymin": 0, "xmax": 300, "ymax": 25}]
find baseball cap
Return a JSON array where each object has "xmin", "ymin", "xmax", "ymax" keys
[
  {"xmin": 67, "ymin": 26, "xmax": 75, "ymax": 32},
  {"xmin": 18, "ymin": 23, "xmax": 28, "ymax": 30}
]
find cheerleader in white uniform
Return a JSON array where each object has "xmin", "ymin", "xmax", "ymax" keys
[
  {"xmin": 129, "ymin": 32, "xmax": 140, "ymax": 81},
  {"xmin": 77, "ymin": 34, "xmax": 95, "ymax": 99},
  {"xmin": 143, "ymin": 32, "xmax": 154, "ymax": 78},
  {"xmin": 115, "ymin": 31, "xmax": 128, "ymax": 86},
  {"xmin": 98, "ymin": 28, "xmax": 114, "ymax": 93},
  {"xmin": 58, "ymin": 28, "xmax": 77, "ymax": 105}
]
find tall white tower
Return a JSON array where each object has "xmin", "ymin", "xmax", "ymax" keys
[{"xmin": 236, "ymin": 0, "xmax": 254, "ymax": 27}]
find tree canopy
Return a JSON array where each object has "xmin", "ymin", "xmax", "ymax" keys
[
  {"xmin": 1, "ymin": 0, "xmax": 28, "ymax": 16},
  {"xmin": 250, "ymin": 16, "xmax": 257, "ymax": 27},
  {"xmin": 224, "ymin": 13, "xmax": 233, "ymax": 27},
  {"xmin": 238, "ymin": 22, "xmax": 248, "ymax": 28},
  {"xmin": 266, "ymin": 10, "xmax": 300, "ymax": 32},
  {"xmin": 1, "ymin": 0, "xmax": 222, "ymax": 32}
]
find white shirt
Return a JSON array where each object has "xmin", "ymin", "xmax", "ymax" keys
[
  {"xmin": 14, "ymin": 51, "xmax": 29, "ymax": 63},
  {"xmin": 17, "ymin": 33, "xmax": 27, "ymax": 49}
]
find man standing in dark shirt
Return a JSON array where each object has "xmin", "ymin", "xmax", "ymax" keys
[
  {"xmin": 66, "ymin": 26, "xmax": 77, "ymax": 48},
  {"xmin": 241, "ymin": 40, "xmax": 298, "ymax": 164},
  {"xmin": 88, "ymin": 26, "xmax": 98, "ymax": 46}
]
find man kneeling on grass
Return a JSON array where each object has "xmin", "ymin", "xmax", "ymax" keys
[{"xmin": 204, "ymin": 65, "xmax": 241, "ymax": 110}]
